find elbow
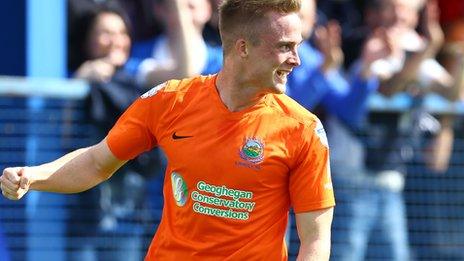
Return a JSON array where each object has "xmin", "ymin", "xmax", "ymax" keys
[
  {"xmin": 93, "ymin": 162, "xmax": 116, "ymax": 183},
  {"xmin": 88, "ymin": 146, "xmax": 118, "ymax": 183},
  {"xmin": 97, "ymin": 170, "xmax": 113, "ymax": 182}
]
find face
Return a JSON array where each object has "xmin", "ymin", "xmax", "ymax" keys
[
  {"xmin": 366, "ymin": 0, "xmax": 398, "ymax": 29},
  {"xmin": 244, "ymin": 11, "xmax": 302, "ymax": 94},
  {"xmin": 86, "ymin": 12, "xmax": 131, "ymax": 66},
  {"xmin": 299, "ymin": 0, "xmax": 316, "ymax": 39}
]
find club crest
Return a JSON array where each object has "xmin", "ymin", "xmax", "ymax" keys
[{"xmin": 239, "ymin": 138, "xmax": 264, "ymax": 164}]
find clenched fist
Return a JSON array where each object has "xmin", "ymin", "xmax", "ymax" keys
[{"xmin": 0, "ymin": 167, "xmax": 31, "ymax": 200}]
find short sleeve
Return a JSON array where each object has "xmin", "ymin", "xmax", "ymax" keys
[
  {"xmin": 289, "ymin": 119, "xmax": 335, "ymax": 213},
  {"xmin": 106, "ymin": 82, "xmax": 167, "ymax": 160}
]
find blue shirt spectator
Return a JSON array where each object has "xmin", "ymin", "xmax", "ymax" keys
[
  {"xmin": 287, "ymin": 42, "xmax": 378, "ymax": 131},
  {"xmin": 126, "ymin": 35, "xmax": 222, "ymax": 78}
]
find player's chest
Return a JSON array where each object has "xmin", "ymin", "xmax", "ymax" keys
[{"xmin": 158, "ymin": 115, "xmax": 292, "ymax": 189}]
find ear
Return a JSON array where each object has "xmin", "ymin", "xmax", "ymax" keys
[{"xmin": 234, "ymin": 39, "xmax": 248, "ymax": 58}]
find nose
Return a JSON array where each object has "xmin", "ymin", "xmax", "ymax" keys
[
  {"xmin": 391, "ymin": 5, "xmax": 401, "ymax": 25},
  {"xmin": 288, "ymin": 49, "xmax": 301, "ymax": 67},
  {"xmin": 110, "ymin": 33, "xmax": 130, "ymax": 48}
]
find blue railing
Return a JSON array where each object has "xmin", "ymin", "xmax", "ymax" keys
[{"xmin": 0, "ymin": 76, "xmax": 463, "ymax": 260}]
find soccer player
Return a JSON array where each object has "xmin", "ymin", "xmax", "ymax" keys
[{"xmin": 0, "ymin": 0, "xmax": 335, "ymax": 260}]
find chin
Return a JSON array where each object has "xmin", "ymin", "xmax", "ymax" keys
[{"xmin": 269, "ymin": 83, "xmax": 286, "ymax": 94}]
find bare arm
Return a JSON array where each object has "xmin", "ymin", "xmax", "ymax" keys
[
  {"xmin": 436, "ymin": 43, "xmax": 464, "ymax": 101},
  {"xmin": 295, "ymin": 207, "xmax": 334, "ymax": 261},
  {"xmin": 73, "ymin": 58, "xmax": 116, "ymax": 83},
  {"xmin": 424, "ymin": 115, "xmax": 454, "ymax": 173},
  {"xmin": 313, "ymin": 21, "xmax": 344, "ymax": 74},
  {"xmin": 379, "ymin": 47, "xmax": 438, "ymax": 96},
  {"xmin": 1, "ymin": 138, "xmax": 126, "ymax": 200},
  {"xmin": 143, "ymin": 0, "xmax": 207, "ymax": 87}
]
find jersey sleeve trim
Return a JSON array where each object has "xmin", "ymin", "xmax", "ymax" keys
[
  {"xmin": 106, "ymin": 136, "xmax": 127, "ymax": 160},
  {"xmin": 293, "ymin": 199, "xmax": 336, "ymax": 214}
]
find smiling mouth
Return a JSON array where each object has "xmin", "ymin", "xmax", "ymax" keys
[{"xmin": 276, "ymin": 70, "xmax": 290, "ymax": 78}]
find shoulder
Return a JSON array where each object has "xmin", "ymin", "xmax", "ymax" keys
[
  {"xmin": 140, "ymin": 74, "xmax": 214, "ymax": 99},
  {"xmin": 165, "ymin": 74, "xmax": 214, "ymax": 92},
  {"xmin": 265, "ymin": 94, "xmax": 328, "ymax": 148},
  {"xmin": 266, "ymin": 93, "xmax": 319, "ymax": 127}
]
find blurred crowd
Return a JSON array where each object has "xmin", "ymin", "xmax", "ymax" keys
[
  {"xmin": 67, "ymin": 0, "xmax": 464, "ymax": 260},
  {"xmin": 2, "ymin": 0, "xmax": 463, "ymax": 260}
]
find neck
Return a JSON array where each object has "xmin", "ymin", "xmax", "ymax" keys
[{"xmin": 215, "ymin": 67, "xmax": 267, "ymax": 112}]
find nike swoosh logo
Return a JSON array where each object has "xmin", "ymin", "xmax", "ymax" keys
[{"xmin": 172, "ymin": 132, "xmax": 193, "ymax": 140}]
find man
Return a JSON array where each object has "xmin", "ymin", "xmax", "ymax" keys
[
  {"xmin": 329, "ymin": 0, "xmax": 451, "ymax": 260},
  {"xmin": 0, "ymin": 0, "xmax": 334, "ymax": 260},
  {"xmin": 287, "ymin": 1, "xmax": 383, "ymax": 260},
  {"xmin": 288, "ymin": 0, "xmax": 379, "ymax": 129}
]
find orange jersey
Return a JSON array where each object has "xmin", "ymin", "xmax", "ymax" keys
[{"xmin": 107, "ymin": 74, "xmax": 335, "ymax": 260}]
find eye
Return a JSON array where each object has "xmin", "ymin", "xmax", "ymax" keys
[{"xmin": 279, "ymin": 44, "xmax": 291, "ymax": 52}]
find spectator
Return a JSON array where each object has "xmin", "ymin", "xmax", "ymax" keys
[
  {"xmin": 329, "ymin": 0, "xmax": 456, "ymax": 260},
  {"xmin": 127, "ymin": 0, "xmax": 222, "ymax": 87},
  {"xmin": 69, "ymin": 1, "xmax": 131, "ymax": 82},
  {"xmin": 288, "ymin": 0, "xmax": 379, "ymax": 130},
  {"xmin": 285, "ymin": 0, "xmax": 383, "ymax": 259},
  {"xmin": 368, "ymin": 0, "xmax": 460, "ymax": 173},
  {"xmin": 342, "ymin": 0, "xmax": 402, "ymax": 69},
  {"xmin": 372, "ymin": 0, "xmax": 452, "ymax": 97},
  {"xmin": 405, "ymin": 14, "xmax": 464, "ymax": 260},
  {"xmin": 66, "ymin": 2, "xmax": 158, "ymax": 260},
  {"xmin": 316, "ymin": 0, "xmax": 364, "ymax": 40}
]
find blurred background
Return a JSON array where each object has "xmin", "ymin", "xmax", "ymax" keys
[{"xmin": 1, "ymin": 0, "xmax": 464, "ymax": 260}]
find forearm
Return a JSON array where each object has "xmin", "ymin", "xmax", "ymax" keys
[
  {"xmin": 439, "ymin": 44, "xmax": 464, "ymax": 101},
  {"xmin": 295, "ymin": 208, "xmax": 334, "ymax": 261},
  {"xmin": 168, "ymin": 0, "xmax": 203, "ymax": 77},
  {"xmin": 297, "ymin": 237, "xmax": 331, "ymax": 261},
  {"xmin": 425, "ymin": 116, "xmax": 454, "ymax": 173},
  {"xmin": 144, "ymin": 0, "xmax": 205, "ymax": 86},
  {"xmin": 381, "ymin": 49, "xmax": 435, "ymax": 96},
  {"xmin": 29, "ymin": 141, "xmax": 124, "ymax": 193}
]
